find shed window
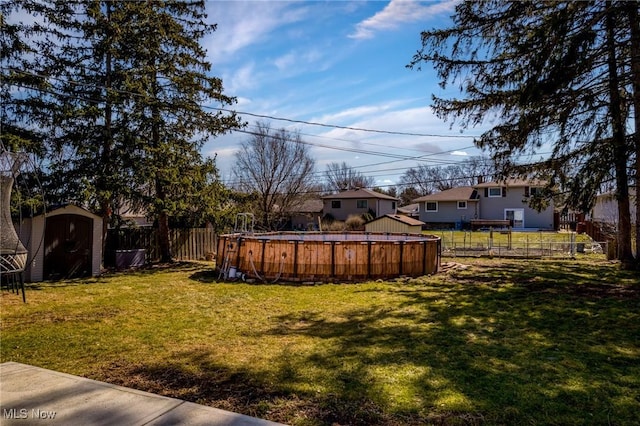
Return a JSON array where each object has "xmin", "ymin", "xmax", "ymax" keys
[
  {"xmin": 457, "ymin": 201, "xmax": 467, "ymax": 209},
  {"xmin": 425, "ymin": 201, "xmax": 438, "ymax": 212},
  {"xmin": 331, "ymin": 200, "xmax": 341, "ymax": 209},
  {"xmin": 357, "ymin": 200, "xmax": 368, "ymax": 209},
  {"xmin": 488, "ymin": 187, "xmax": 502, "ymax": 197}
]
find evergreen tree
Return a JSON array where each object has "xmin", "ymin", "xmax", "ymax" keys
[
  {"xmin": 410, "ymin": 1, "xmax": 639, "ymax": 268},
  {"xmin": 117, "ymin": 0, "xmax": 241, "ymax": 261},
  {"xmin": 3, "ymin": 0, "xmax": 241, "ymax": 262}
]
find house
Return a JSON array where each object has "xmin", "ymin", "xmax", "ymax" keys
[
  {"xmin": 413, "ymin": 186, "xmax": 480, "ymax": 229},
  {"xmin": 474, "ymin": 179, "xmax": 554, "ymax": 229},
  {"xmin": 18, "ymin": 204, "xmax": 103, "ymax": 282},
  {"xmin": 288, "ymin": 198, "xmax": 323, "ymax": 230},
  {"xmin": 114, "ymin": 201, "xmax": 153, "ymax": 227},
  {"xmin": 411, "ymin": 180, "xmax": 555, "ymax": 230},
  {"xmin": 365, "ymin": 214, "xmax": 425, "ymax": 234},
  {"xmin": 321, "ymin": 188, "xmax": 399, "ymax": 221},
  {"xmin": 591, "ymin": 189, "xmax": 637, "ymax": 226}
]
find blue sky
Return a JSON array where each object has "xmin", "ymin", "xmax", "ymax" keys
[{"xmin": 202, "ymin": 0, "xmax": 489, "ymax": 187}]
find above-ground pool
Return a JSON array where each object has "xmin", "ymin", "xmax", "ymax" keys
[{"xmin": 216, "ymin": 231, "xmax": 441, "ymax": 282}]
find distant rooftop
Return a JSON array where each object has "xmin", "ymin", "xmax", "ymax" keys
[{"xmin": 322, "ymin": 188, "xmax": 399, "ymax": 201}]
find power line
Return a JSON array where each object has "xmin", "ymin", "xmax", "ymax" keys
[
  {"xmin": 4, "ymin": 68, "xmax": 566, "ymax": 193},
  {"xmin": 4, "ymin": 68, "xmax": 481, "ymax": 140},
  {"xmin": 209, "ymin": 107, "xmax": 479, "ymax": 139}
]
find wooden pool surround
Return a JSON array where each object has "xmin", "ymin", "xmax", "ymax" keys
[{"xmin": 216, "ymin": 231, "xmax": 441, "ymax": 282}]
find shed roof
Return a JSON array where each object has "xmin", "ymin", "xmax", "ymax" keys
[
  {"xmin": 413, "ymin": 186, "xmax": 479, "ymax": 202},
  {"xmin": 367, "ymin": 214, "xmax": 425, "ymax": 227},
  {"xmin": 32, "ymin": 203, "xmax": 102, "ymax": 219}
]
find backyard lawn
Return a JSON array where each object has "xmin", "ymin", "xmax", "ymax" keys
[{"xmin": 1, "ymin": 258, "xmax": 639, "ymax": 425}]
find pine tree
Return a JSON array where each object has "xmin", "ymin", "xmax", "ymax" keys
[
  {"xmin": 116, "ymin": 0, "xmax": 242, "ymax": 261},
  {"xmin": 410, "ymin": 1, "xmax": 638, "ymax": 268},
  {"xmin": 3, "ymin": 0, "xmax": 241, "ymax": 263}
]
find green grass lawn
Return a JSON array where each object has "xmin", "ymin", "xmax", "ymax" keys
[
  {"xmin": 432, "ymin": 230, "xmax": 606, "ymax": 259},
  {"xmin": 2, "ymin": 259, "xmax": 639, "ymax": 425},
  {"xmin": 431, "ymin": 230, "xmax": 595, "ymax": 247}
]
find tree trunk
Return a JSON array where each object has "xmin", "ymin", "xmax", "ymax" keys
[
  {"xmin": 606, "ymin": 4, "xmax": 635, "ymax": 267},
  {"xmin": 157, "ymin": 207, "xmax": 171, "ymax": 262},
  {"xmin": 99, "ymin": 2, "xmax": 113, "ymax": 268},
  {"xmin": 152, "ymin": 76, "xmax": 171, "ymax": 262},
  {"xmin": 627, "ymin": 2, "xmax": 640, "ymax": 268},
  {"xmin": 154, "ymin": 138, "xmax": 171, "ymax": 263}
]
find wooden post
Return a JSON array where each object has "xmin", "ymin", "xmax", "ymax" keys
[
  {"xmin": 293, "ymin": 240, "xmax": 299, "ymax": 277},
  {"xmin": 261, "ymin": 239, "xmax": 266, "ymax": 276},
  {"xmin": 235, "ymin": 237, "xmax": 242, "ymax": 270},
  {"xmin": 367, "ymin": 241, "xmax": 372, "ymax": 279},
  {"xmin": 331, "ymin": 242, "xmax": 336, "ymax": 278}
]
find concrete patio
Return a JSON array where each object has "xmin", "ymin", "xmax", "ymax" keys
[{"xmin": 0, "ymin": 362, "xmax": 284, "ymax": 425}]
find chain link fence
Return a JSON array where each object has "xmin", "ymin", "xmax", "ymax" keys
[{"xmin": 437, "ymin": 230, "xmax": 610, "ymax": 259}]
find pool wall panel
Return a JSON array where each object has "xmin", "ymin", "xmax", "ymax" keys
[{"xmin": 216, "ymin": 232, "xmax": 440, "ymax": 282}]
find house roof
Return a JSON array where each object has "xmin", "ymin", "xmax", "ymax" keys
[
  {"xmin": 321, "ymin": 188, "xmax": 399, "ymax": 201},
  {"xmin": 474, "ymin": 179, "xmax": 547, "ymax": 188},
  {"xmin": 367, "ymin": 214, "xmax": 425, "ymax": 226},
  {"xmin": 397, "ymin": 203, "xmax": 419, "ymax": 215},
  {"xmin": 413, "ymin": 186, "xmax": 479, "ymax": 202},
  {"xmin": 288, "ymin": 198, "xmax": 323, "ymax": 213}
]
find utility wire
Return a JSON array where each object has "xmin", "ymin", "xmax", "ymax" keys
[
  {"xmin": 4, "ymin": 68, "xmax": 574, "ymax": 193},
  {"xmin": 209, "ymin": 106, "xmax": 478, "ymax": 139},
  {"xmin": 4, "ymin": 67, "xmax": 481, "ymax": 139}
]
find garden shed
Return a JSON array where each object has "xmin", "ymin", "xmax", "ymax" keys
[
  {"xmin": 18, "ymin": 205, "xmax": 103, "ymax": 282},
  {"xmin": 365, "ymin": 214, "xmax": 425, "ymax": 234}
]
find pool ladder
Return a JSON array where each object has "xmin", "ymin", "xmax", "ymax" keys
[{"xmin": 218, "ymin": 240, "xmax": 238, "ymax": 280}]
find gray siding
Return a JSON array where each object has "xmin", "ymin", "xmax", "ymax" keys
[
  {"xmin": 324, "ymin": 198, "xmax": 396, "ymax": 221},
  {"xmin": 478, "ymin": 186, "xmax": 554, "ymax": 229},
  {"xmin": 377, "ymin": 199, "xmax": 397, "ymax": 217},
  {"xmin": 419, "ymin": 201, "xmax": 478, "ymax": 223}
]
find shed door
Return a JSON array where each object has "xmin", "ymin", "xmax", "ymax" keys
[{"xmin": 44, "ymin": 214, "xmax": 93, "ymax": 279}]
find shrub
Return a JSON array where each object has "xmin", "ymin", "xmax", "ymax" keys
[
  {"xmin": 326, "ymin": 220, "xmax": 346, "ymax": 231},
  {"xmin": 345, "ymin": 214, "xmax": 366, "ymax": 231}
]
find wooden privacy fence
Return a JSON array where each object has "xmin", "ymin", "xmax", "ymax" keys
[
  {"xmin": 169, "ymin": 228, "xmax": 217, "ymax": 261},
  {"xmin": 105, "ymin": 228, "xmax": 217, "ymax": 264}
]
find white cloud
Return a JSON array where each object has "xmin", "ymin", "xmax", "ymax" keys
[
  {"xmin": 318, "ymin": 105, "xmax": 450, "ymax": 140},
  {"xmin": 451, "ymin": 150, "xmax": 468, "ymax": 156},
  {"xmin": 272, "ymin": 46, "xmax": 334, "ymax": 77},
  {"xmin": 315, "ymin": 105, "xmax": 391, "ymax": 124},
  {"xmin": 349, "ymin": 0, "xmax": 458, "ymax": 40},
  {"xmin": 233, "ymin": 97, "xmax": 253, "ymax": 108},
  {"xmin": 205, "ymin": 2, "xmax": 309, "ymax": 63},
  {"xmin": 274, "ymin": 52, "xmax": 297, "ymax": 71},
  {"xmin": 226, "ymin": 62, "xmax": 258, "ymax": 93}
]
